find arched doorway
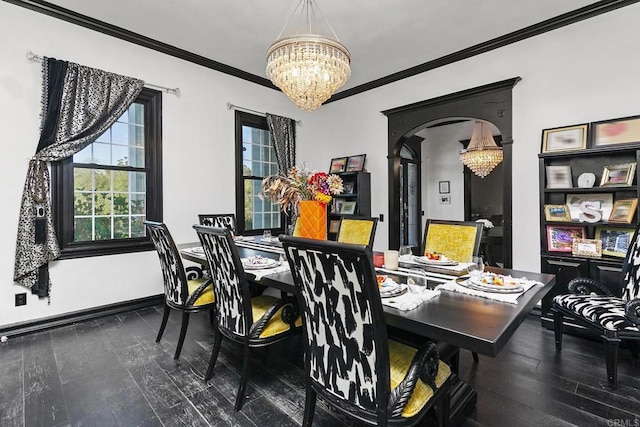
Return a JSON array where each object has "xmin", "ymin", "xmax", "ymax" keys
[{"xmin": 382, "ymin": 78, "xmax": 520, "ymax": 268}]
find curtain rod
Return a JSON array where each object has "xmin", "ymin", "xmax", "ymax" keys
[
  {"xmin": 227, "ymin": 102, "xmax": 302, "ymax": 125},
  {"xmin": 26, "ymin": 50, "xmax": 180, "ymax": 96}
]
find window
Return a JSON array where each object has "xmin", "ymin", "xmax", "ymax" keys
[
  {"xmin": 235, "ymin": 111, "xmax": 283, "ymax": 235},
  {"xmin": 52, "ymin": 88, "xmax": 162, "ymax": 258}
]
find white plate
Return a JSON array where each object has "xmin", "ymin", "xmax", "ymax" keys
[
  {"xmin": 458, "ymin": 276, "xmax": 523, "ymax": 293},
  {"xmin": 191, "ymin": 247, "xmax": 204, "ymax": 254},
  {"xmin": 380, "ymin": 285, "xmax": 408, "ymax": 298},
  {"xmin": 242, "ymin": 258, "xmax": 280, "ymax": 270},
  {"xmin": 412, "ymin": 256, "xmax": 459, "ymax": 266}
]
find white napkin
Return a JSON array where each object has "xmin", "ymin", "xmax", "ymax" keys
[
  {"xmin": 435, "ymin": 276, "xmax": 541, "ymax": 304},
  {"xmin": 381, "ymin": 285, "xmax": 440, "ymax": 311},
  {"xmin": 244, "ymin": 263, "xmax": 291, "ymax": 281}
]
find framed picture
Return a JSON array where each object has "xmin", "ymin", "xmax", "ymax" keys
[
  {"xmin": 593, "ymin": 115, "xmax": 640, "ymax": 147},
  {"xmin": 439, "ymin": 181, "xmax": 450, "ymax": 194},
  {"xmin": 544, "ymin": 204, "xmax": 572, "ymax": 222},
  {"xmin": 340, "ymin": 201, "xmax": 357, "ymax": 215},
  {"xmin": 566, "ymin": 193, "xmax": 613, "ymax": 221},
  {"xmin": 600, "ymin": 162, "xmax": 636, "ymax": 187},
  {"xmin": 333, "ymin": 199, "xmax": 344, "ymax": 214},
  {"xmin": 440, "ymin": 194, "xmax": 451, "ymax": 204},
  {"xmin": 595, "ymin": 226, "xmax": 634, "ymax": 258},
  {"xmin": 608, "ymin": 199, "xmax": 638, "ymax": 223},
  {"xmin": 572, "ymin": 238, "xmax": 602, "ymax": 258},
  {"xmin": 546, "ymin": 165, "xmax": 573, "ymax": 189},
  {"xmin": 546, "ymin": 225, "xmax": 587, "ymax": 252},
  {"xmin": 343, "ymin": 182, "xmax": 354, "ymax": 194},
  {"xmin": 541, "ymin": 124, "xmax": 588, "ymax": 153},
  {"xmin": 329, "ymin": 157, "xmax": 348, "ymax": 173},
  {"xmin": 345, "ymin": 154, "xmax": 366, "ymax": 172},
  {"xmin": 328, "ymin": 219, "xmax": 341, "ymax": 234}
]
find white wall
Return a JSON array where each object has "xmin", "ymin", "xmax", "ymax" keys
[
  {"xmin": 298, "ymin": 4, "xmax": 640, "ymax": 272},
  {"xmin": 0, "ymin": 3, "xmax": 301, "ymax": 329}
]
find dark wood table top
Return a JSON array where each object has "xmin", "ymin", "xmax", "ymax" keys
[{"xmin": 180, "ymin": 242, "xmax": 555, "ymax": 358}]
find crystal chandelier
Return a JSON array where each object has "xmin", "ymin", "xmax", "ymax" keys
[
  {"xmin": 266, "ymin": 0, "xmax": 351, "ymax": 112},
  {"xmin": 460, "ymin": 120, "xmax": 503, "ymax": 178}
]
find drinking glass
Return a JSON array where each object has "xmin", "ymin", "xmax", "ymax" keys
[
  {"xmin": 407, "ymin": 276, "xmax": 427, "ymax": 294},
  {"xmin": 467, "ymin": 256, "xmax": 485, "ymax": 278},
  {"xmin": 399, "ymin": 245, "xmax": 413, "ymax": 260}
]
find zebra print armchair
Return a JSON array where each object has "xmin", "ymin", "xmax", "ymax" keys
[
  {"xmin": 144, "ymin": 221, "xmax": 215, "ymax": 360},
  {"xmin": 193, "ymin": 225, "xmax": 301, "ymax": 411},
  {"xmin": 553, "ymin": 225, "xmax": 640, "ymax": 388},
  {"xmin": 281, "ymin": 236, "xmax": 453, "ymax": 427}
]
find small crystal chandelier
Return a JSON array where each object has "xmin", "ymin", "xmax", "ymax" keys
[
  {"xmin": 460, "ymin": 120, "xmax": 503, "ymax": 178},
  {"xmin": 266, "ymin": 0, "xmax": 351, "ymax": 112}
]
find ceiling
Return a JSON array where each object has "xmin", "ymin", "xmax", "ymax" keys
[{"xmin": 42, "ymin": 0, "xmax": 599, "ymax": 94}]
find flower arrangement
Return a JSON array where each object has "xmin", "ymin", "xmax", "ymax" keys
[{"xmin": 261, "ymin": 166, "xmax": 343, "ymax": 214}]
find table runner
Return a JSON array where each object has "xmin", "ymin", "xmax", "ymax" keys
[{"xmin": 234, "ymin": 237, "xmax": 285, "ymax": 255}]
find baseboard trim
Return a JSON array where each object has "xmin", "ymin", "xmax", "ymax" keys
[{"xmin": 0, "ymin": 294, "xmax": 164, "ymax": 337}]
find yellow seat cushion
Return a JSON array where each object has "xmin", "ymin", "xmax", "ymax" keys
[
  {"xmin": 338, "ymin": 220, "xmax": 374, "ymax": 245},
  {"xmin": 388, "ymin": 340, "xmax": 451, "ymax": 418},
  {"xmin": 187, "ymin": 279, "xmax": 215, "ymax": 306},
  {"xmin": 251, "ymin": 295, "xmax": 302, "ymax": 338}
]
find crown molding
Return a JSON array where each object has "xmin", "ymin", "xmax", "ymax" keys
[{"xmin": 4, "ymin": 0, "xmax": 638, "ymax": 101}]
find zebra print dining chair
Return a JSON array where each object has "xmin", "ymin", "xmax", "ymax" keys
[
  {"xmin": 144, "ymin": 221, "xmax": 215, "ymax": 360},
  {"xmin": 281, "ymin": 236, "xmax": 453, "ymax": 427},
  {"xmin": 198, "ymin": 213, "xmax": 237, "ymax": 234},
  {"xmin": 193, "ymin": 225, "xmax": 302, "ymax": 411},
  {"xmin": 553, "ymin": 225, "xmax": 640, "ymax": 388}
]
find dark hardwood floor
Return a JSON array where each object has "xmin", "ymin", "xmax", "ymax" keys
[{"xmin": 1, "ymin": 306, "xmax": 638, "ymax": 426}]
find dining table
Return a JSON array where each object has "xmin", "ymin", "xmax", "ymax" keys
[{"xmin": 180, "ymin": 237, "xmax": 555, "ymax": 424}]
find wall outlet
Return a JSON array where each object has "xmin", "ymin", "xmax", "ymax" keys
[
  {"xmin": 379, "ymin": 214, "xmax": 384, "ymax": 222},
  {"xmin": 15, "ymin": 293, "xmax": 27, "ymax": 306}
]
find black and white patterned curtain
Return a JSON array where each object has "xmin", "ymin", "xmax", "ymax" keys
[
  {"xmin": 266, "ymin": 113, "xmax": 296, "ymax": 173},
  {"xmin": 14, "ymin": 57, "xmax": 144, "ymax": 298}
]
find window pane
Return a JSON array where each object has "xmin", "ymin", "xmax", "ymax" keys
[
  {"xmin": 74, "ymin": 192, "xmax": 92, "ymax": 216},
  {"xmin": 131, "ymin": 193, "xmax": 146, "ymax": 215},
  {"xmin": 94, "ymin": 170, "xmax": 110, "ymax": 191},
  {"xmin": 74, "ymin": 168, "xmax": 92, "ymax": 191},
  {"xmin": 113, "ymin": 170, "xmax": 128, "ymax": 192},
  {"xmin": 75, "ymin": 145, "xmax": 93, "ymax": 163},
  {"xmin": 111, "ymin": 122, "xmax": 129, "ymax": 145},
  {"xmin": 94, "ymin": 217, "xmax": 111, "ymax": 240},
  {"xmin": 93, "ymin": 143, "xmax": 111, "ymax": 164},
  {"xmin": 129, "ymin": 147, "xmax": 144, "ymax": 167},
  {"xmin": 113, "ymin": 193, "xmax": 129, "ymax": 215},
  {"xmin": 131, "ymin": 216, "xmax": 145, "ymax": 238},
  {"xmin": 114, "ymin": 217, "xmax": 129, "ymax": 239},
  {"xmin": 95, "ymin": 192, "xmax": 112, "ymax": 215},
  {"xmin": 112, "ymin": 144, "xmax": 130, "ymax": 166},
  {"xmin": 74, "ymin": 217, "xmax": 92, "ymax": 242}
]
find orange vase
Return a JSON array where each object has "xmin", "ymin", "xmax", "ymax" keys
[{"xmin": 293, "ymin": 200, "xmax": 327, "ymax": 240}]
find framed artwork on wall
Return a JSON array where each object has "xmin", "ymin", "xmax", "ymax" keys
[{"xmin": 439, "ymin": 181, "xmax": 450, "ymax": 194}]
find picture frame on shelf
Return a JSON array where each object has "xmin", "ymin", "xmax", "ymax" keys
[
  {"xmin": 566, "ymin": 193, "xmax": 613, "ymax": 221},
  {"xmin": 541, "ymin": 124, "xmax": 588, "ymax": 153},
  {"xmin": 345, "ymin": 154, "xmax": 366, "ymax": 172},
  {"xmin": 600, "ymin": 162, "xmax": 636, "ymax": 187},
  {"xmin": 544, "ymin": 204, "xmax": 572, "ymax": 222},
  {"xmin": 439, "ymin": 181, "xmax": 450, "ymax": 194},
  {"xmin": 546, "ymin": 225, "xmax": 587, "ymax": 252},
  {"xmin": 329, "ymin": 157, "xmax": 348, "ymax": 173},
  {"xmin": 571, "ymin": 238, "xmax": 602, "ymax": 258},
  {"xmin": 333, "ymin": 199, "xmax": 344, "ymax": 214},
  {"xmin": 546, "ymin": 165, "xmax": 573, "ymax": 189},
  {"xmin": 595, "ymin": 226, "xmax": 634, "ymax": 258},
  {"xmin": 592, "ymin": 115, "xmax": 640, "ymax": 147},
  {"xmin": 340, "ymin": 201, "xmax": 357, "ymax": 215},
  {"xmin": 343, "ymin": 182, "xmax": 354, "ymax": 194},
  {"xmin": 328, "ymin": 219, "xmax": 341, "ymax": 234},
  {"xmin": 608, "ymin": 199, "xmax": 638, "ymax": 223}
]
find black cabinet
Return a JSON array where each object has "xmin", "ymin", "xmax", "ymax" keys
[
  {"xmin": 539, "ymin": 144, "xmax": 639, "ymax": 329},
  {"xmin": 328, "ymin": 172, "xmax": 371, "ymax": 240}
]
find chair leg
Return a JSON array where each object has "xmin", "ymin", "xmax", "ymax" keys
[
  {"xmin": 204, "ymin": 329, "xmax": 223, "ymax": 381},
  {"xmin": 234, "ymin": 344, "xmax": 252, "ymax": 411},
  {"xmin": 603, "ymin": 331, "xmax": 621, "ymax": 389},
  {"xmin": 302, "ymin": 384, "xmax": 317, "ymax": 427},
  {"xmin": 471, "ymin": 351, "xmax": 479, "ymax": 364},
  {"xmin": 156, "ymin": 304, "xmax": 171, "ymax": 343},
  {"xmin": 174, "ymin": 311, "xmax": 190, "ymax": 359},
  {"xmin": 553, "ymin": 308, "xmax": 563, "ymax": 351},
  {"xmin": 436, "ymin": 385, "xmax": 450, "ymax": 427},
  {"xmin": 209, "ymin": 308, "xmax": 215, "ymax": 325}
]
